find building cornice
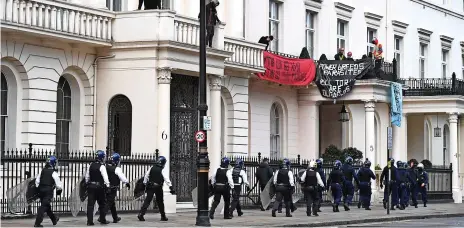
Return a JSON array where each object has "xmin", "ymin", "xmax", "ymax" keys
[
  {"xmin": 440, "ymin": 35, "xmax": 454, "ymax": 50},
  {"xmin": 392, "ymin": 20, "xmax": 409, "ymax": 36},
  {"xmin": 418, "ymin": 28, "xmax": 433, "ymax": 44},
  {"xmin": 410, "ymin": 0, "xmax": 464, "ymax": 20},
  {"xmin": 334, "ymin": 2, "xmax": 355, "ymax": 21},
  {"xmin": 305, "ymin": 0, "xmax": 323, "ymax": 12},
  {"xmin": 365, "ymin": 12, "xmax": 384, "ymax": 29}
]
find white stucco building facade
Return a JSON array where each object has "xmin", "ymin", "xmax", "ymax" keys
[{"xmin": 2, "ymin": 0, "xmax": 464, "ymax": 205}]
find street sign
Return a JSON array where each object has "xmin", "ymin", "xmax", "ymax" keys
[
  {"xmin": 387, "ymin": 127, "xmax": 393, "ymax": 150},
  {"xmin": 203, "ymin": 116, "xmax": 212, "ymax": 131},
  {"xmin": 195, "ymin": 130, "xmax": 206, "ymax": 143}
]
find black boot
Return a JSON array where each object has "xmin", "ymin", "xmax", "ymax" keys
[
  {"xmin": 209, "ymin": 201, "xmax": 219, "ymax": 220},
  {"xmin": 137, "ymin": 214, "xmax": 145, "ymax": 221},
  {"xmin": 343, "ymin": 203, "xmax": 350, "ymax": 211},
  {"xmin": 161, "ymin": 214, "xmax": 168, "ymax": 221},
  {"xmin": 391, "ymin": 205, "xmax": 396, "ymax": 210},
  {"xmin": 383, "ymin": 201, "xmax": 387, "ymax": 209},
  {"xmin": 335, "ymin": 205, "xmax": 340, "ymax": 212},
  {"xmin": 312, "ymin": 205, "xmax": 319, "ymax": 216},
  {"xmin": 358, "ymin": 201, "xmax": 361, "ymax": 208},
  {"xmin": 365, "ymin": 207, "xmax": 371, "ymax": 210},
  {"xmin": 209, "ymin": 210, "xmax": 215, "ymax": 220},
  {"xmin": 424, "ymin": 203, "xmax": 427, "ymax": 207},
  {"xmin": 332, "ymin": 205, "xmax": 336, "ymax": 212},
  {"xmin": 52, "ymin": 217, "xmax": 59, "ymax": 226},
  {"xmin": 113, "ymin": 217, "xmax": 121, "ymax": 223},
  {"xmin": 285, "ymin": 205, "xmax": 292, "ymax": 217},
  {"xmin": 272, "ymin": 210, "xmax": 276, "ymax": 217},
  {"xmin": 306, "ymin": 211, "xmax": 311, "ymax": 216},
  {"xmin": 97, "ymin": 218, "xmax": 110, "ymax": 224},
  {"xmin": 34, "ymin": 224, "xmax": 43, "ymax": 227}
]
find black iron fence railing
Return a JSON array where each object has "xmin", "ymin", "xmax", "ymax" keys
[
  {"xmin": 398, "ymin": 73, "xmax": 464, "ymax": 96},
  {"xmin": 0, "ymin": 145, "xmax": 452, "ymax": 216}
]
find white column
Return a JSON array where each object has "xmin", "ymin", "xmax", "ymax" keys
[
  {"xmin": 297, "ymin": 101, "xmax": 319, "ymax": 159},
  {"xmin": 392, "ymin": 124, "xmax": 401, "ymax": 161},
  {"xmin": 459, "ymin": 118, "xmax": 464, "ymax": 174},
  {"xmin": 401, "ymin": 114, "xmax": 408, "ymax": 162},
  {"xmin": 364, "ymin": 100, "xmax": 376, "ymax": 190},
  {"xmin": 157, "ymin": 68, "xmax": 176, "ymax": 213},
  {"xmin": 209, "ymin": 75, "xmax": 222, "ymax": 171},
  {"xmin": 449, "ymin": 113, "xmax": 462, "ymax": 203}
]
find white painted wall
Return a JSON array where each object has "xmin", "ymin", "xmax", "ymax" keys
[{"xmin": 249, "ymin": 81, "xmax": 298, "ymax": 158}]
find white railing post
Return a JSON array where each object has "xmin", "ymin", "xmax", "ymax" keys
[
  {"xmin": 69, "ymin": 10, "xmax": 75, "ymax": 34},
  {"xmin": 96, "ymin": 16, "xmax": 102, "ymax": 38},
  {"xmin": 56, "ymin": 8, "xmax": 62, "ymax": 31},
  {"xmin": 37, "ymin": 4, "xmax": 44, "ymax": 27},
  {"xmin": 50, "ymin": 7, "xmax": 56, "ymax": 30},
  {"xmin": 107, "ymin": 17, "xmax": 112, "ymax": 41},
  {"xmin": 31, "ymin": 2, "xmax": 38, "ymax": 26},
  {"xmin": 12, "ymin": 0, "xmax": 18, "ymax": 23},
  {"xmin": 102, "ymin": 17, "xmax": 107, "ymax": 40},
  {"xmin": 44, "ymin": 5, "xmax": 50, "ymax": 29},
  {"xmin": 91, "ymin": 15, "xmax": 97, "ymax": 37},
  {"xmin": 80, "ymin": 13, "xmax": 86, "ymax": 35},
  {"xmin": 25, "ymin": 1, "xmax": 31, "ymax": 25},
  {"xmin": 5, "ymin": 0, "xmax": 12, "ymax": 21},
  {"xmin": 18, "ymin": 0, "xmax": 25, "ymax": 24},
  {"xmin": 74, "ymin": 11, "xmax": 80, "ymax": 34},
  {"xmin": 62, "ymin": 9, "xmax": 68, "ymax": 32}
]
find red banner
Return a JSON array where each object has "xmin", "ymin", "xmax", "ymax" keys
[{"xmin": 256, "ymin": 51, "xmax": 316, "ymax": 86}]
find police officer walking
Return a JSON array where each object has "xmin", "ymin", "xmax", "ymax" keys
[
  {"xmin": 106, "ymin": 153, "xmax": 130, "ymax": 223},
  {"xmin": 408, "ymin": 160, "xmax": 419, "ymax": 208},
  {"xmin": 341, "ymin": 157, "xmax": 359, "ymax": 211},
  {"xmin": 229, "ymin": 158, "xmax": 250, "ymax": 217},
  {"xmin": 327, "ymin": 160, "xmax": 344, "ymax": 212},
  {"xmin": 380, "ymin": 158, "xmax": 399, "ymax": 210},
  {"xmin": 356, "ymin": 159, "xmax": 375, "ymax": 210},
  {"xmin": 315, "ymin": 159, "xmax": 326, "ymax": 212},
  {"xmin": 85, "ymin": 150, "xmax": 111, "ymax": 226},
  {"xmin": 397, "ymin": 161, "xmax": 413, "ymax": 210},
  {"xmin": 34, "ymin": 156, "xmax": 62, "ymax": 227},
  {"xmin": 256, "ymin": 158, "xmax": 274, "ymax": 211},
  {"xmin": 138, "ymin": 156, "xmax": 175, "ymax": 222},
  {"xmin": 272, "ymin": 159, "xmax": 295, "ymax": 217},
  {"xmin": 300, "ymin": 161, "xmax": 324, "ymax": 216},
  {"xmin": 209, "ymin": 157, "xmax": 234, "ymax": 220},
  {"xmin": 417, "ymin": 163, "xmax": 429, "ymax": 207}
]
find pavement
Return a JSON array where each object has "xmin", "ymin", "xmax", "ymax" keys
[
  {"xmin": 329, "ymin": 217, "xmax": 464, "ymax": 227},
  {"xmin": 2, "ymin": 203, "xmax": 464, "ymax": 227}
]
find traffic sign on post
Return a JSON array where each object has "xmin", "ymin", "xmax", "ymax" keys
[
  {"xmin": 387, "ymin": 127, "xmax": 393, "ymax": 150},
  {"xmin": 195, "ymin": 130, "xmax": 206, "ymax": 143},
  {"xmin": 203, "ymin": 116, "xmax": 212, "ymax": 131}
]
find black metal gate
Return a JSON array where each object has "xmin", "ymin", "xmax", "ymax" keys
[{"xmin": 170, "ymin": 74, "xmax": 198, "ymax": 202}]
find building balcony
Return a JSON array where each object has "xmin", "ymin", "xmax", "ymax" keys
[
  {"xmin": 1, "ymin": 0, "xmax": 115, "ymax": 46},
  {"xmin": 399, "ymin": 73, "xmax": 463, "ymax": 96},
  {"xmin": 224, "ymin": 36, "xmax": 266, "ymax": 73}
]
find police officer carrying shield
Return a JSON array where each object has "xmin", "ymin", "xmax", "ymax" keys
[
  {"xmin": 229, "ymin": 158, "xmax": 250, "ymax": 217},
  {"xmin": 256, "ymin": 158, "xmax": 274, "ymax": 211},
  {"xmin": 341, "ymin": 156, "xmax": 359, "ymax": 211},
  {"xmin": 85, "ymin": 150, "xmax": 111, "ymax": 226},
  {"xmin": 380, "ymin": 158, "xmax": 399, "ymax": 210},
  {"xmin": 271, "ymin": 158, "xmax": 294, "ymax": 217},
  {"xmin": 34, "ymin": 156, "xmax": 62, "ymax": 227},
  {"xmin": 299, "ymin": 161, "xmax": 324, "ymax": 216},
  {"xmin": 209, "ymin": 157, "xmax": 234, "ymax": 219},
  {"xmin": 138, "ymin": 156, "xmax": 175, "ymax": 222},
  {"xmin": 106, "ymin": 153, "xmax": 130, "ymax": 223},
  {"xmin": 327, "ymin": 160, "xmax": 345, "ymax": 212},
  {"xmin": 356, "ymin": 159, "xmax": 375, "ymax": 210},
  {"xmin": 417, "ymin": 163, "xmax": 429, "ymax": 207},
  {"xmin": 315, "ymin": 159, "xmax": 326, "ymax": 212}
]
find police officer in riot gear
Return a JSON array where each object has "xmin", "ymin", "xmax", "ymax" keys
[
  {"xmin": 256, "ymin": 158, "xmax": 274, "ymax": 211},
  {"xmin": 380, "ymin": 158, "xmax": 399, "ymax": 210},
  {"xmin": 327, "ymin": 160, "xmax": 345, "ymax": 212},
  {"xmin": 342, "ymin": 156, "xmax": 359, "ymax": 211},
  {"xmin": 356, "ymin": 159, "xmax": 375, "ymax": 210},
  {"xmin": 417, "ymin": 163, "xmax": 429, "ymax": 207},
  {"xmin": 138, "ymin": 156, "xmax": 175, "ymax": 222},
  {"xmin": 85, "ymin": 150, "xmax": 111, "ymax": 226},
  {"xmin": 229, "ymin": 158, "xmax": 250, "ymax": 217},
  {"xmin": 408, "ymin": 160, "xmax": 419, "ymax": 208},
  {"xmin": 34, "ymin": 156, "xmax": 62, "ymax": 227},
  {"xmin": 315, "ymin": 159, "xmax": 326, "ymax": 212},
  {"xmin": 397, "ymin": 161, "xmax": 413, "ymax": 210},
  {"xmin": 272, "ymin": 158, "xmax": 294, "ymax": 217},
  {"xmin": 404, "ymin": 162, "xmax": 412, "ymax": 207},
  {"xmin": 209, "ymin": 157, "xmax": 234, "ymax": 219},
  {"xmin": 106, "ymin": 153, "xmax": 130, "ymax": 223},
  {"xmin": 300, "ymin": 161, "xmax": 324, "ymax": 216}
]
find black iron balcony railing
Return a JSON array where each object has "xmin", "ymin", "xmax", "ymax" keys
[{"xmin": 398, "ymin": 73, "xmax": 464, "ymax": 96}]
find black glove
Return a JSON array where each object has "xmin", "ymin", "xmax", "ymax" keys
[
  {"xmin": 290, "ymin": 186, "xmax": 295, "ymax": 194},
  {"xmin": 125, "ymin": 183, "xmax": 130, "ymax": 190},
  {"xmin": 169, "ymin": 186, "xmax": 176, "ymax": 195},
  {"xmin": 246, "ymin": 186, "xmax": 251, "ymax": 192},
  {"xmin": 56, "ymin": 189, "xmax": 62, "ymax": 196},
  {"xmin": 380, "ymin": 183, "xmax": 384, "ymax": 189}
]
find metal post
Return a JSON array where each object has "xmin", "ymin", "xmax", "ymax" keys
[
  {"xmin": 387, "ymin": 149, "xmax": 390, "ymax": 215},
  {"xmin": 196, "ymin": 0, "xmax": 211, "ymax": 226}
]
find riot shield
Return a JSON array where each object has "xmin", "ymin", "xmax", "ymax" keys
[
  {"xmin": 259, "ymin": 176, "xmax": 274, "ymax": 209},
  {"xmin": 191, "ymin": 187, "xmax": 222, "ymax": 211},
  {"xmin": 6, "ymin": 177, "xmax": 35, "ymax": 213},
  {"xmin": 69, "ymin": 176, "xmax": 85, "ymax": 217},
  {"xmin": 26, "ymin": 178, "xmax": 39, "ymax": 204},
  {"xmin": 79, "ymin": 178, "xmax": 88, "ymax": 202},
  {"xmin": 133, "ymin": 177, "xmax": 146, "ymax": 200}
]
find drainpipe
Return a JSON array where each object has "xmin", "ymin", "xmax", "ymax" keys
[{"xmin": 92, "ymin": 55, "xmax": 115, "ymax": 151}]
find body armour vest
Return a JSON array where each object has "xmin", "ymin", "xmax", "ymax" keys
[
  {"xmin": 418, "ymin": 172, "xmax": 426, "ymax": 184},
  {"xmin": 409, "ymin": 168, "xmax": 418, "ymax": 182},
  {"xmin": 358, "ymin": 168, "xmax": 371, "ymax": 182},
  {"xmin": 89, "ymin": 162, "xmax": 104, "ymax": 184},
  {"xmin": 215, "ymin": 168, "xmax": 228, "ymax": 184},
  {"xmin": 304, "ymin": 170, "xmax": 317, "ymax": 187},
  {"xmin": 330, "ymin": 170, "xmax": 343, "ymax": 184},
  {"xmin": 148, "ymin": 165, "xmax": 164, "ymax": 185},
  {"xmin": 277, "ymin": 169, "xmax": 290, "ymax": 185},
  {"xmin": 40, "ymin": 168, "xmax": 55, "ymax": 187},
  {"xmin": 232, "ymin": 168, "xmax": 241, "ymax": 184},
  {"xmin": 106, "ymin": 165, "xmax": 120, "ymax": 187},
  {"xmin": 343, "ymin": 165, "xmax": 353, "ymax": 181}
]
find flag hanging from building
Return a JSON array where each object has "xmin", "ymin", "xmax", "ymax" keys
[
  {"xmin": 390, "ymin": 82, "xmax": 403, "ymax": 127},
  {"xmin": 256, "ymin": 51, "xmax": 316, "ymax": 86},
  {"xmin": 315, "ymin": 59, "xmax": 372, "ymax": 99}
]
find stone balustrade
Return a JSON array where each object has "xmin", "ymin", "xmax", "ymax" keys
[
  {"xmin": 1, "ymin": 0, "xmax": 114, "ymax": 44},
  {"xmin": 224, "ymin": 36, "xmax": 266, "ymax": 70}
]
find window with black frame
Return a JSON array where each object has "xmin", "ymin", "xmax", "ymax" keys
[
  {"xmin": 1, "ymin": 73, "xmax": 8, "ymax": 155},
  {"xmin": 107, "ymin": 95, "xmax": 132, "ymax": 156},
  {"xmin": 55, "ymin": 76, "xmax": 72, "ymax": 160}
]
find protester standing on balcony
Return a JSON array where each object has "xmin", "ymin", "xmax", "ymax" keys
[
  {"xmin": 372, "ymin": 38, "xmax": 383, "ymax": 69},
  {"xmin": 34, "ymin": 156, "xmax": 62, "ymax": 227},
  {"xmin": 334, "ymin": 48, "xmax": 346, "ymax": 60},
  {"xmin": 198, "ymin": 0, "xmax": 221, "ymax": 48},
  {"xmin": 258, "ymin": 36, "xmax": 274, "ymax": 51},
  {"xmin": 256, "ymin": 158, "xmax": 274, "ymax": 211},
  {"xmin": 138, "ymin": 0, "xmax": 161, "ymax": 10},
  {"xmin": 346, "ymin": 52, "xmax": 354, "ymax": 61}
]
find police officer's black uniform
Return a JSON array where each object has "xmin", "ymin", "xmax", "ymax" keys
[
  {"xmin": 301, "ymin": 165, "xmax": 324, "ymax": 216},
  {"xmin": 106, "ymin": 163, "xmax": 130, "ymax": 223},
  {"xmin": 138, "ymin": 157, "xmax": 175, "ymax": 222},
  {"xmin": 34, "ymin": 163, "xmax": 62, "ymax": 227},
  {"xmin": 272, "ymin": 163, "xmax": 294, "ymax": 217},
  {"xmin": 86, "ymin": 160, "xmax": 111, "ymax": 225},
  {"xmin": 229, "ymin": 165, "xmax": 249, "ymax": 217},
  {"xmin": 209, "ymin": 166, "xmax": 233, "ymax": 219}
]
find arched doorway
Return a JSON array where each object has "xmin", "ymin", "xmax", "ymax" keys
[
  {"xmin": 270, "ymin": 102, "xmax": 283, "ymax": 158},
  {"xmin": 107, "ymin": 95, "xmax": 132, "ymax": 156},
  {"xmin": 1, "ymin": 73, "xmax": 8, "ymax": 152}
]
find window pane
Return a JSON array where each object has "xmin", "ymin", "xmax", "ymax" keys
[
  {"xmin": 395, "ymin": 38, "xmax": 400, "ymax": 51},
  {"xmin": 1, "ymin": 116, "xmax": 6, "ymax": 152},
  {"xmin": 340, "ymin": 39, "xmax": 345, "ymax": 48},
  {"xmin": 1, "ymin": 74, "xmax": 7, "ymax": 116},
  {"xmin": 420, "ymin": 44, "xmax": 425, "ymax": 56},
  {"xmin": 443, "ymin": 64, "xmax": 447, "ymax": 78},
  {"xmin": 442, "ymin": 51, "xmax": 447, "ymax": 62},
  {"xmin": 338, "ymin": 21, "xmax": 344, "ymax": 36},
  {"xmin": 396, "ymin": 53, "xmax": 401, "ymax": 77}
]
